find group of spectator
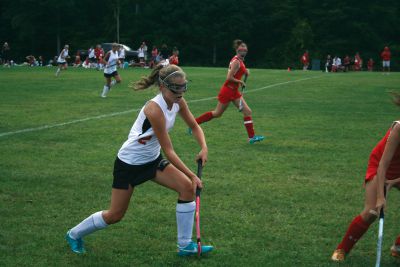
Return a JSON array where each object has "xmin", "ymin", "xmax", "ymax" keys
[
  {"xmin": 1, "ymin": 39, "xmax": 181, "ymax": 70},
  {"xmin": 79, "ymin": 42, "xmax": 179, "ymax": 69},
  {"xmin": 149, "ymin": 44, "xmax": 179, "ymax": 68},
  {"xmin": 301, "ymin": 46, "xmax": 392, "ymax": 73}
]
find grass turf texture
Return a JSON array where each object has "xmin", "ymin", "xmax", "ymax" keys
[{"xmin": 0, "ymin": 67, "xmax": 399, "ymax": 267}]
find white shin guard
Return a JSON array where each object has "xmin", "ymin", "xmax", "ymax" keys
[
  {"xmin": 69, "ymin": 211, "xmax": 108, "ymax": 240},
  {"xmin": 176, "ymin": 201, "xmax": 196, "ymax": 248}
]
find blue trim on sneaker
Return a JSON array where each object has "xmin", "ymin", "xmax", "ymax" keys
[
  {"xmin": 249, "ymin": 135, "xmax": 265, "ymax": 144},
  {"xmin": 177, "ymin": 241, "xmax": 213, "ymax": 256},
  {"xmin": 65, "ymin": 230, "xmax": 86, "ymax": 254}
]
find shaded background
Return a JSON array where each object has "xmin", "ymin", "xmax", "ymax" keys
[{"xmin": 0, "ymin": 0, "xmax": 399, "ymax": 69}]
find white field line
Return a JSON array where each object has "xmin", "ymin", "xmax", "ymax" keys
[{"xmin": 0, "ymin": 76, "xmax": 321, "ymax": 138}]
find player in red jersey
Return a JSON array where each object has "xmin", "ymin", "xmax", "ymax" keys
[
  {"xmin": 331, "ymin": 93, "xmax": 400, "ymax": 262},
  {"xmin": 94, "ymin": 44, "xmax": 104, "ymax": 70},
  {"xmin": 193, "ymin": 40, "xmax": 264, "ymax": 144},
  {"xmin": 353, "ymin": 52, "xmax": 362, "ymax": 71},
  {"xmin": 301, "ymin": 50, "xmax": 310, "ymax": 70},
  {"xmin": 381, "ymin": 46, "xmax": 391, "ymax": 73}
]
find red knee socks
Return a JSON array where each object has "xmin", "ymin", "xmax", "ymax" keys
[
  {"xmin": 195, "ymin": 111, "xmax": 213, "ymax": 124},
  {"xmin": 337, "ymin": 215, "xmax": 371, "ymax": 253},
  {"xmin": 396, "ymin": 235, "xmax": 400, "ymax": 246},
  {"xmin": 244, "ymin": 116, "xmax": 255, "ymax": 138}
]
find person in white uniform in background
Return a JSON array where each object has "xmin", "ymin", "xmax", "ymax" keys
[
  {"xmin": 66, "ymin": 63, "xmax": 214, "ymax": 256},
  {"xmin": 55, "ymin": 44, "xmax": 70, "ymax": 77},
  {"xmin": 101, "ymin": 43, "xmax": 122, "ymax": 98},
  {"xmin": 118, "ymin": 44, "xmax": 126, "ymax": 69}
]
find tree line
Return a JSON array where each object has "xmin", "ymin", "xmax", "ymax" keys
[{"xmin": 0, "ymin": 0, "xmax": 399, "ymax": 69}]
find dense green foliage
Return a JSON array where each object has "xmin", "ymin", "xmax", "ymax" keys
[
  {"xmin": 0, "ymin": 0, "xmax": 399, "ymax": 68},
  {"xmin": 0, "ymin": 67, "xmax": 400, "ymax": 266}
]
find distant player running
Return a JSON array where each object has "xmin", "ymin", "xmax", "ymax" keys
[
  {"xmin": 331, "ymin": 93, "xmax": 400, "ymax": 262},
  {"xmin": 101, "ymin": 43, "xmax": 122, "ymax": 98},
  {"xmin": 55, "ymin": 44, "xmax": 70, "ymax": 77},
  {"xmin": 193, "ymin": 40, "xmax": 264, "ymax": 144}
]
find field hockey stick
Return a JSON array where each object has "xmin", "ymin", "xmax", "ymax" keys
[
  {"xmin": 238, "ymin": 74, "xmax": 248, "ymax": 112},
  {"xmin": 375, "ymin": 187, "xmax": 387, "ymax": 267},
  {"xmin": 195, "ymin": 159, "xmax": 203, "ymax": 257},
  {"xmin": 105, "ymin": 62, "xmax": 118, "ymax": 69}
]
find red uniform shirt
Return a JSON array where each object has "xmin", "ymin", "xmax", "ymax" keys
[
  {"xmin": 94, "ymin": 48, "xmax": 104, "ymax": 59},
  {"xmin": 381, "ymin": 50, "xmax": 391, "ymax": 61},
  {"xmin": 301, "ymin": 52, "xmax": 309, "ymax": 64},
  {"xmin": 169, "ymin": 55, "xmax": 179, "ymax": 65},
  {"xmin": 366, "ymin": 126, "xmax": 400, "ymax": 180},
  {"xmin": 223, "ymin": 56, "xmax": 246, "ymax": 91}
]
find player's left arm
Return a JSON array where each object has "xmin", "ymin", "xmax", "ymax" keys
[
  {"xmin": 376, "ymin": 123, "xmax": 400, "ymax": 206},
  {"xmin": 178, "ymin": 98, "xmax": 208, "ymax": 165}
]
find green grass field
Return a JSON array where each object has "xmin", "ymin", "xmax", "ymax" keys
[{"xmin": 1, "ymin": 66, "xmax": 399, "ymax": 267}]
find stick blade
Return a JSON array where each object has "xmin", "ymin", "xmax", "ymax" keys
[{"xmin": 197, "ymin": 240, "xmax": 202, "ymax": 257}]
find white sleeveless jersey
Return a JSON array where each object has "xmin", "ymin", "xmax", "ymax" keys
[
  {"xmin": 119, "ymin": 48, "xmax": 125, "ymax": 58},
  {"xmin": 88, "ymin": 48, "xmax": 95, "ymax": 58},
  {"xmin": 57, "ymin": 49, "xmax": 69, "ymax": 63},
  {"xmin": 104, "ymin": 50, "xmax": 119, "ymax": 74},
  {"xmin": 117, "ymin": 93, "xmax": 180, "ymax": 165}
]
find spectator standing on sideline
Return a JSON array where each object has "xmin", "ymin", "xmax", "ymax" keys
[
  {"xmin": 88, "ymin": 46, "xmax": 96, "ymax": 68},
  {"xmin": 138, "ymin": 43, "xmax": 145, "ymax": 67},
  {"xmin": 95, "ymin": 44, "xmax": 104, "ymax": 70},
  {"xmin": 367, "ymin": 58, "xmax": 374, "ymax": 71},
  {"xmin": 169, "ymin": 49, "xmax": 179, "ymax": 65},
  {"xmin": 160, "ymin": 44, "xmax": 169, "ymax": 61},
  {"xmin": 353, "ymin": 52, "xmax": 362, "ymax": 71},
  {"xmin": 150, "ymin": 45, "xmax": 159, "ymax": 68},
  {"xmin": 142, "ymin": 42, "xmax": 148, "ymax": 65},
  {"xmin": 343, "ymin": 55, "xmax": 351, "ymax": 72},
  {"xmin": 38, "ymin": 56, "xmax": 44, "ymax": 66},
  {"xmin": 325, "ymin": 55, "xmax": 332, "ymax": 72},
  {"xmin": 381, "ymin": 46, "xmax": 391, "ymax": 74},
  {"xmin": 73, "ymin": 52, "xmax": 81, "ymax": 67},
  {"xmin": 301, "ymin": 50, "xmax": 310, "ymax": 70},
  {"xmin": 118, "ymin": 44, "xmax": 126, "ymax": 68},
  {"xmin": 2, "ymin": 42, "xmax": 10, "ymax": 66}
]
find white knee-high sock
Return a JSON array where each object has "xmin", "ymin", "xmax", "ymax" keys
[
  {"xmin": 101, "ymin": 85, "xmax": 110, "ymax": 97},
  {"xmin": 176, "ymin": 201, "xmax": 195, "ymax": 248},
  {"xmin": 69, "ymin": 211, "xmax": 108, "ymax": 240},
  {"xmin": 110, "ymin": 80, "xmax": 116, "ymax": 86}
]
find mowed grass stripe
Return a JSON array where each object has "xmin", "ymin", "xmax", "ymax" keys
[{"xmin": 0, "ymin": 73, "xmax": 321, "ymax": 138}]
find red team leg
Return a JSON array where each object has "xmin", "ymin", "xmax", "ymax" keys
[
  {"xmin": 392, "ymin": 235, "xmax": 400, "ymax": 258},
  {"xmin": 332, "ymin": 215, "xmax": 370, "ymax": 261},
  {"xmin": 196, "ymin": 111, "xmax": 214, "ymax": 124},
  {"xmin": 243, "ymin": 116, "xmax": 255, "ymax": 138}
]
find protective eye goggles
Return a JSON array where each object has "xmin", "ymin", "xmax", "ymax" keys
[
  {"xmin": 162, "ymin": 80, "xmax": 188, "ymax": 94},
  {"xmin": 159, "ymin": 70, "xmax": 188, "ymax": 93}
]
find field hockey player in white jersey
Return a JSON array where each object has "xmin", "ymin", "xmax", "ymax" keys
[
  {"xmin": 101, "ymin": 43, "xmax": 122, "ymax": 98},
  {"xmin": 66, "ymin": 63, "xmax": 214, "ymax": 256},
  {"xmin": 55, "ymin": 44, "xmax": 69, "ymax": 77}
]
